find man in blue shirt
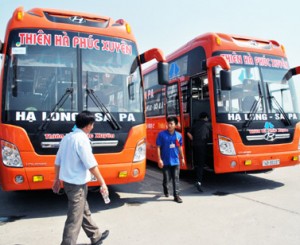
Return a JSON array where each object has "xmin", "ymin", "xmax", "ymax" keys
[
  {"xmin": 156, "ymin": 116, "xmax": 185, "ymax": 203},
  {"xmin": 53, "ymin": 111, "xmax": 109, "ymax": 245}
]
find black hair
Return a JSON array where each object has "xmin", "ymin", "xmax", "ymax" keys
[
  {"xmin": 75, "ymin": 111, "xmax": 95, "ymax": 129},
  {"xmin": 167, "ymin": 116, "xmax": 178, "ymax": 125},
  {"xmin": 199, "ymin": 112, "xmax": 209, "ymax": 119}
]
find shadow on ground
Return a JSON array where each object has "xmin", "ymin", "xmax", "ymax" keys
[{"xmin": 0, "ymin": 161, "xmax": 283, "ymax": 224}]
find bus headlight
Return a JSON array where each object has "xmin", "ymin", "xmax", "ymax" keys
[
  {"xmin": 218, "ymin": 135, "xmax": 236, "ymax": 156},
  {"xmin": 1, "ymin": 140, "xmax": 23, "ymax": 167},
  {"xmin": 133, "ymin": 138, "xmax": 146, "ymax": 162}
]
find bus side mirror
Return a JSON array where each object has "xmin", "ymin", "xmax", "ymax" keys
[
  {"xmin": 157, "ymin": 62, "xmax": 169, "ymax": 85},
  {"xmin": 0, "ymin": 40, "xmax": 3, "ymax": 53},
  {"xmin": 220, "ymin": 70, "xmax": 232, "ymax": 90},
  {"xmin": 282, "ymin": 66, "xmax": 300, "ymax": 82}
]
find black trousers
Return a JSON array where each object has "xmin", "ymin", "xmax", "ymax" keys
[
  {"xmin": 193, "ymin": 144, "xmax": 207, "ymax": 183},
  {"xmin": 162, "ymin": 165, "xmax": 180, "ymax": 197}
]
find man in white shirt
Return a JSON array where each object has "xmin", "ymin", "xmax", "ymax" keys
[{"xmin": 53, "ymin": 111, "xmax": 109, "ymax": 245}]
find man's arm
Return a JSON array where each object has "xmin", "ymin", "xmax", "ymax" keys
[
  {"xmin": 89, "ymin": 166, "xmax": 108, "ymax": 191},
  {"xmin": 157, "ymin": 146, "xmax": 164, "ymax": 169},
  {"xmin": 187, "ymin": 132, "xmax": 193, "ymax": 140},
  {"xmin": 178, "ymin": 146, "xmax": 185, "ymax": 167},
  {"xmin": 52, "ymin": 165, "xmax": 61, "ymax": 193}
]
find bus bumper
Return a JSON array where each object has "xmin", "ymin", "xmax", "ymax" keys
[
  {"xmin": 214, "ymin": 150, "xmax": 300, "ymax": 173},
  {"xmin": 0, "ymin": 160, "xmax": 146, "ymax": 191}
]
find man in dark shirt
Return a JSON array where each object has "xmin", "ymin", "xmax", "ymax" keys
[{"xmin": 187, "ymin": 112, "xmax": 212, "ymax": 192}]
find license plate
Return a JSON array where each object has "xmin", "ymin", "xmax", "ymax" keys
[{"xmin": 262, "ymin": 159, "xmax": 280, "ymax": 167}]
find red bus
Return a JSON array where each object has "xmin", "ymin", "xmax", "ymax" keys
[
  {"xmin": 0, "ymin": 7, "xmax": 168, "ymax": 191},
  {"xmin": 144, "ymin": 32, "xmax": 300, "ymax": 174}
]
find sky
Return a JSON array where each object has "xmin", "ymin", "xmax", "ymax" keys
[{"xmin": 1, "ymin": 0, "xmax": 300, "ymax": 67}]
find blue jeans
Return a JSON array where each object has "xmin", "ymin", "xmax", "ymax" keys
[{"xmin": 162, "ymin": 165, "xmax": 180, "ymax": 197}]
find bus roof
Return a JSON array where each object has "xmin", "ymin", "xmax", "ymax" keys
[
  {"xmin": 4, "ymin": 6, "xmax": 136, "ymax": 43},
  {"xmin": 144, "ymin": 32, "xmax": 286, "ymax": 74}
]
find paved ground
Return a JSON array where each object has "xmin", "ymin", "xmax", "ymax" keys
[{"xmin": 1, "ymin": 163, "xmax": 300, "ymax": 245}]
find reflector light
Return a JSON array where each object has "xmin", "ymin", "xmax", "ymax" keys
[
  {"xmin": 33, "ymin": 175, "xmax": 44, "ymax": 182},
  {"xmin": 17, "ymin": 11, "xmax": 24, "ymax": 21},
  {"xmin": 126, "ymin": 23, "xmax": 131, "ymax": 34},
  {"xmin": 245, "ymin": 160, "xmax": 252, "ymax": 166},
  {"xmin": 292, "ymin": 156, "xmax": 298, "ymax": 161},
  {"xmin": 118, "ymin": 171, "xmax": 128, "ymax": 178},
  {"xmin": 216, "ymin": 36, "xmax": 221, "ymax": 45}
]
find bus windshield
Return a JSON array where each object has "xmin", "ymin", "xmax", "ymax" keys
[
  {"xmin": 215, "ymin": 53, "xmax": 300, "ymax": 117},
  {"xmin": 3, "ymin": 29, "xmax": 143, "ymax": 119}
]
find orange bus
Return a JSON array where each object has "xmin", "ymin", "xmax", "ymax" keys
[
  {"xmin": 144, "ymin": 32, "xmax": 300, "ymax": 174},
  {"xmin": 0, "ymin": 7, "xmax": 168, "ymax": 191}
]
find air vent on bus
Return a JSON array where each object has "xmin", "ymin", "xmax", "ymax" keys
[
  {"xmin": 44, "ymin": 12, "xmax": 109, "ymax": 28},
  {"xmin": 232, "ymin": 36, "xmax": 274, "ymax": 50}
]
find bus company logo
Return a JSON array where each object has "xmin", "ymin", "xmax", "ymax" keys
[
  {"xmin": 249, "ymin": 40, "xmax": 258, "ymax": 47},
  {"xmin": 263, "ymin": 122, "xmax": 276, "ymax": 142},
  {"xmin": 69, "ymin": 16, "xmax": 86, "ymax": 24},
  {"xmin": 264, "ymin": 131, "xmax": 276, "ymax": 142}
]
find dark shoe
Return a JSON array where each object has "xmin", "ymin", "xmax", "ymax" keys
[
  {"xmin": 92, "ymin": 230, "xmax": 109, "ymax": 245},
  {"xmin": 174, "ymin": 195, "xmax": 183, "ymax": 203},
  {"xmin": 195, "ymin": 182, "xmax": 203, "ymax": 192},
  {"xmin": 163, "ymin": 188, "xmax": 169, "ymax": 197},
  {"xmin": 164, "ymin": 190, "xmax": 169, "ymax": 197}
]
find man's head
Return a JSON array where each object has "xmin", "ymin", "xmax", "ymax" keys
[
  {"xmin": 199, "ymin": 112, "xmax": 209, "ymax": 121},
  {"xmin": 75, "ymin": 111, "xmax": 95, "ymax": 132},
  {"xmin": 166, "ymin": 116, "xmax": 178, "ymax": 132}
]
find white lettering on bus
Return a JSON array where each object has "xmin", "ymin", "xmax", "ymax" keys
[
  {"xmin": 15, "ymin": 112, "xmax": 136, "ymax": 122},
  {"xmin": 95, "ymin": 112, "xmax": 136, "ymax": 122},
  {"xmin": 42, "ymin": 112, "xmax": 77, "ymax": 121},
  {"xmin": 244, "ymin": 113, "xmax": 268, "ymax": 120},
  {"xmin": 16, "ymin": 111, "xmax": 37, "ymax": 122},
  {"xmin": 145, "ymin": 89, "xmax": 154, "ymax": 99},
  {"xmin": 119, "ymin": 113, "xmax": 136, "ymax": 122},
  {"xmin": 228, "ymin": 113, "xmax": 241, "ymax": 121},
  {"xmin": 275, "ymin": 113, "xmax": 298, "ymax": 120}
]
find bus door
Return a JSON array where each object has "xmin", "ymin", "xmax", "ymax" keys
[
  {"xmin": 166, "ymin": 78, "xmax": 193, "ymax": 169},
  {"xmin": 189, "ymin": 74, "xmax": 213, "ymax": 169}
]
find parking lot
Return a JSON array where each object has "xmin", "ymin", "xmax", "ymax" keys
[{"xmin": 1, "ymin": 162, "xmax": 300, "ymax": 245}]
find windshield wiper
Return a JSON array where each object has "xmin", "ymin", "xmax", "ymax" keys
[
  {"xmin": 86, "ymin": 88, "xmax": 121, "ymax": 130},
  {"xmin": 38, "ymin": 87, "xmax": 73, "ymax": 131},
  {"xmin": 266, "ymin": 84, "xmax": 291, "ymax": 126},
  {"xmin": 11, "ymin": 56, "xmax": 18, "ymax": 97},
  {"xmin": 271, "ymin": 97, "xmax": 291, "ymax": 126},
  {"xmin": 243, "ymin": 82, "xmax": 263, "ymax": 129}
]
